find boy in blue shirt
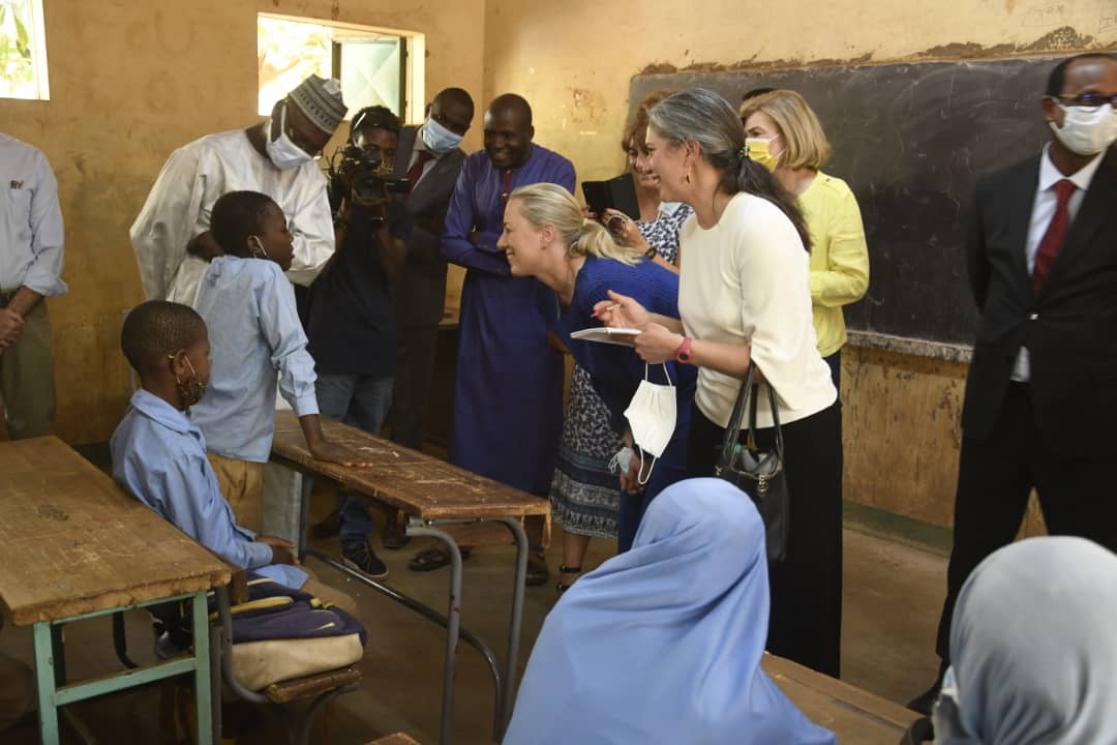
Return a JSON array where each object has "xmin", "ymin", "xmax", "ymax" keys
[
  {"xmin": 111, "ymin": 300, "xmax": 307, "ymax": 589},
  {"xmin": 189, "ymin": 191, "xmax": 366, "ymax": 534}
]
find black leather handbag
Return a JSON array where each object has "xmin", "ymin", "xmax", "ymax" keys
[{"xmin": 712, "ymin": 366, "xmax": 790, "ymax": 563}]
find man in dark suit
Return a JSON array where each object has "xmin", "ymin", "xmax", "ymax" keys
[
  {"xmin": 910, "ymin": 52, "xmax": 1117, "ymax": 715},
  {"xmin": 389, "ymin": 88, "xmax": 475, "ymax": 453}
]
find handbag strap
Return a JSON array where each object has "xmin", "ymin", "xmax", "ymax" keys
[
  {"xmin": 717, "ymin": 364, "xmax": 755, "ymax": 468},
  {"xmin": 746, "ymin": 375, "xmax": 785, "ymax": 459}
]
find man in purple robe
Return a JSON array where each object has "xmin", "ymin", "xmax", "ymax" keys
[{"xmin": 408, "ymin": 94, "xmax": 574, "ymax": 582}]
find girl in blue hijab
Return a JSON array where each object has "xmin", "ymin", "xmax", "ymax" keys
[{"xmin": 503, "ymin": 478, "xmax": 835, "ymax": 744}]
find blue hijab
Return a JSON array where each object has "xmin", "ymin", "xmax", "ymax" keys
[{"xmin": 503, "ymin": 478, "xmax": 835, "ymax": 745}]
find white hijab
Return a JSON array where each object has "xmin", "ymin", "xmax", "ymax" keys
[{"xmin": 934, "ymin": 536, "xmax": 1117, "ymax": 744}]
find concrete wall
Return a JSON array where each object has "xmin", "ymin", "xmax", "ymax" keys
[
  {"xmin": 0, "ymin": 0, "xmax": 486, "ymax": 444},
  {"xmin": 482, "ymin": 0, "xmax": 1117, "ymax": 528}
]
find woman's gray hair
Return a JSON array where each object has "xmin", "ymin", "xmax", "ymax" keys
[
  {"xmin": 647, "ymin": 87, "xmax": 812, "ymax": 251},
  {"xmin": 647, "ymin": 88, "xmax": 744, "ymax": 181}
]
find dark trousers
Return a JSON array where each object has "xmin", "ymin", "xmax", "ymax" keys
[
  {"xmin": 823, "ymin": 350, "xmax": 841, "ymax": 392},
  {"xmin": 0, "ymin": 298, "xmax": 55, "ymax": 439},
  {"xmin": 688, "ymin": 401, "xmax": 844, "ymax": 677},
  {"xmin": 935, "ymin": 382, "xmax": 1117, "ymax": 660},
  {"xmin": 390, "ymin": 323, "xmax": 439, "ymax": 450}
]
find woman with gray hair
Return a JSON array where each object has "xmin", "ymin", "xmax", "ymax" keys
[{"xmin": 596, "ymin": 88, "xmax": 842, "ymax": 676}]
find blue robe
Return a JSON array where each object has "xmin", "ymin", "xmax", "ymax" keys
[
  {"xmin": 441, "ymin": 145, "xmax": 576, "ymax": 494},
  {"xmin": 553, "ymin": 255, "xmax": 695, "ymax": 550},
  {"xmin": 503, "ymin": 478, "xmax": 836, "ymax": 745}
]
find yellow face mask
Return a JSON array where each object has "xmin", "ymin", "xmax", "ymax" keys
[{"xmin": 745, "ymin": 137, "xmax": 780, "ymax": 172}]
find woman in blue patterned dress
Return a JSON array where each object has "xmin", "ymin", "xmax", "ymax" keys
[{"xmin": 548, "ymin": 92, "xmax": 692, "ymax": 592}]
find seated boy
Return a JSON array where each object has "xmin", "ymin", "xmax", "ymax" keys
[
  {"xmin": 111, "ymin": 300, "xmax": 353, "ymax": 611},
  {"xmin": 188, "ymin": 190, "xmax": 366, "ymax": 532}
]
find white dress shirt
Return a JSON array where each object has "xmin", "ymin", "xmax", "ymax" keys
[
  {"xmin": 0, "ymin": 133, "xmax": 66, "ymax": 296},
  {"xmin": 1011, "ymin": 145, "xmax": 1105, "ymax": 382},
  {"xmin": 129, "ymin": 128, "xmax": 335, "ymax": 303}
]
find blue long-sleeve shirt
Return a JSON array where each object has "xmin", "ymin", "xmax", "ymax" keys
[
  {"xmin": 110, "ymin": 389, "xmax": 307, "ymax": 589},
  {"xmin": 191, "ymin": 255, "xmax": 319, "ymax": 462},
  {"xmin": 554, "ymin": 255, "xmax": 696, "ymax": 435}
]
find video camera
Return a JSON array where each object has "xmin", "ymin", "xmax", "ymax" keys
[{"xmin": 330, "ymin": 144, "xmax": 410, "ymax": 204}]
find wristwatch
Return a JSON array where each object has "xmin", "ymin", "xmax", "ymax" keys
[
  {"xmin": 674, "ymin": 336, "xmax": 693, "ymax": 364},
  {"xmin": 644, "ymin": 245, "xmax": 658, "ymax": 260}
]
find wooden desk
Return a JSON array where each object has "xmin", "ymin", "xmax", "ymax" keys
[
  {"xmin": 272, "ymin": 411, "xmax": 549, "ymax": 745},
  {"xmin": 764, "ymin": 655, "xmax": 920, "ymax": 743},
  {"xmin": 0, "ymin": 437, "xmax": 231, "ymax": 745}
]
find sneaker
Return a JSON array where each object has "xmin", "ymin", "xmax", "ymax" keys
[{"xmin": 341, "ymin": 540, "xmax": 389, "ymax": 580}]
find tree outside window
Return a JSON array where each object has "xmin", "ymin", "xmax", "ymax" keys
[{"xmin": 0, "ymin": 0, "xmax": 49, "ymax": 100}]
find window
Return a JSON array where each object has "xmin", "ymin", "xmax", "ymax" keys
[
  {"xmin": 257, "ymin": 14, "xmax": 425, "ymax": 122},
  {"xmin": 0, "ymin": 0, "xmax": 49, "ymax": 100}
]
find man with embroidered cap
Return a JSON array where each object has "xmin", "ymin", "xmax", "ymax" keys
[{"xmin": 130, "ymin": 74, "xmax": 347, "ymax": 304}]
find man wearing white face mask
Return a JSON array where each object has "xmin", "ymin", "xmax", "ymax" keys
[
  {"xmin": 130, "ymin": 74, "xmax": 345, "ymax": 304},
  {"xmin": 388, "ymin": 88, "xmax": 475, "ymax": 456},
  {"xmin": 908, "ymin": 52, "xmax": 1117, "ymax": 717}
]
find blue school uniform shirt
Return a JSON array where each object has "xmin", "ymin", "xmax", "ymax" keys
[
  {"xmin": 110, "ymin": 388, "xmax": 308, "ymax": 589},
  {"xmin": 191, "ymin": 255, "xmax": 319, "ymax": 462}
]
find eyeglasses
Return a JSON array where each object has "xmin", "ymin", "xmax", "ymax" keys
[{"xmin": 1053, "ymin": 92, "xmax": 1117, "ymax": 108}]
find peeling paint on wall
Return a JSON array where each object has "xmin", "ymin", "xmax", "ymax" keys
[{"xmin": 639, "ymin": 26, "xmax": 1111, "ymax": 76}]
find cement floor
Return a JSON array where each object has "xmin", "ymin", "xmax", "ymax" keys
[{"xmin": 0, "ymin": 507, "xmax": 947, "ymax": 745}]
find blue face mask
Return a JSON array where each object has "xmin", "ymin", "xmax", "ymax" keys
[{"xmin": 421, "ymin": 116, "xmax": 464, "ymax": 154}]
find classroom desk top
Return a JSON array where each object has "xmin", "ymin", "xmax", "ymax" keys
[
  {"xmin": 0, "ymin": 436, "xmax": 231, "ymax": 626},
  {"xmin": 764, "ymin": 655, "xmax": 919, "ymax": 743},
  {"xmin": 272, "ymin": 411, "xmax": 550, "ymax": 521}
]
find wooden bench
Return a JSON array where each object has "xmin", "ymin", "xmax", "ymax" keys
[
  {"xmin": 0, "ymin": 436, "xmax": 231, "ymax": 745},
  {"xmin": 764, "ymin": 655, "xmax": 919, "ymax": 743},
  {"xmin": 271, "ymin": 411, "xmax": 550, "ymax": 745}
]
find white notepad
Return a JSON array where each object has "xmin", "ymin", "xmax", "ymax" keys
[{"xmin": 569, "ymin": 327, "xmax": 642, "ymax": 346}]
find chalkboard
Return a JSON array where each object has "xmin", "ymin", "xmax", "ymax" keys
[{"xmin": 631, "ymin": 58, "xmax": 1061, "ymax": 346}]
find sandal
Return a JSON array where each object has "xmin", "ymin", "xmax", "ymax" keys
[
  {"xmin": 408, "ymin": 546, "xmax": 472, "ymax": 572},
  {"xmin": 556, "ymin": 564, "xmax": 583, "ymax": 594}
]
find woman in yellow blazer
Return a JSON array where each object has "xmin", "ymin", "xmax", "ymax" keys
[{"xmin": 740, "ymin": 90, "xmax": 869, "ymax": 389}]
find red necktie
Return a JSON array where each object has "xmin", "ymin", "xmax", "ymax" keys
[
  {"xmin": 1031, "ymin": 178, "xmax": 1076, "ymax": 294},
  {"xmin": 500, "ymin": 169, "xmax": 514, "ymax": 207},
  {"xmin": 407, "ymin": 151, "xmax": 433, "ymax": 193}
]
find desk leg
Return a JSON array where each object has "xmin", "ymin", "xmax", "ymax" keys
[
  {"xmin": 191, "ymin": 592, "xmax": 213, "ymax": 745},
  {"xmin": 407, "ymin": 525, "xmax": 463, "ymax": 745},
  {"xmin": 297, "ymin": 472, "xmax": 315, "ymax": 560},
  {"xmin": 33, "ymin": 622, "xmax": 60, "ymax": 745},
  {"xmin": 495, "ymin": 517, "xmax": 529, "ymax": 736}
]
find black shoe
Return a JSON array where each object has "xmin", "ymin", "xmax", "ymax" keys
[
  {"xmin": 311, "ymin": 510, "xmax": 342, "ymax": 539},
  {"xmin": 383, "ymin": 512, "xmax": 411, "ymax": 550},
  {"xmin": 408, "ymin": 546, "xmax": 472, "ymax": 571},
  {"xmin": 341, "ymin": 540, "xmax": 389, "ymax": 580},
  {"xmin": 906, "ymin": 681, "xmax": 942, "ymax": 716}
]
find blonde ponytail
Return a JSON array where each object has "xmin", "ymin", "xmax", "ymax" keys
[{"xmin": 510, "ymin": 183, "xmax": 642, "ymax": 266}]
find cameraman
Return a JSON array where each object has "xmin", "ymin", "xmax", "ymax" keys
[{"xmin": 305, "ymin": 105, "xmax": 412, "ymax": 579}]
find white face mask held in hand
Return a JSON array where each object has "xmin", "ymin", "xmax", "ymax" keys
[
  {"xmin": 624, "ymin": 364, "xmax": 677, "ymax": 485},
  {"xmin": 1049, "ymin": 103, "xmax": 1117, "ymax": 156}
]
